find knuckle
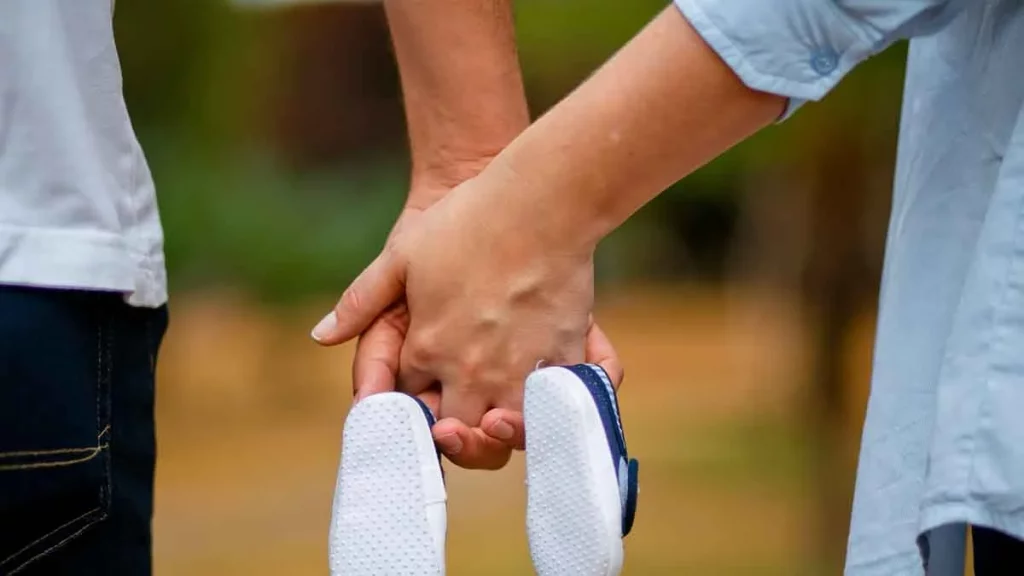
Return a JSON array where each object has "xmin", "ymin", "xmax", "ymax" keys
[
  {"xmin": 456, "ymin": 359, "xmax": 484, "ymax": 384},
  {"xmin": 454, "ymin": 345, "xmax": 491, "ymax": 383},
  {"xmin": 380, "ymin": 240, "xmax": 404, "ymax": 266},
  {"xmin": 404, "ymin": 332, "xmax": 438, "ymax": 368},
  {"xmin": 339, "ymin": 286, "xmax": 363, "ymax": 315}
]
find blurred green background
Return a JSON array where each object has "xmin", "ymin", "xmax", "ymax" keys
[{"xmin": 112, "ymin": 1, "xmax": 932, "ymax": 574}]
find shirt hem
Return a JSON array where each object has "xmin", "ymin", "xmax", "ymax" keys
[
  {"xmin": 0, "ymin": 225, "xmax": 167, "ymax": 308},
  {"xmin": 920, "ymin": 502, "xmax": 1024, "ymax": 542}
]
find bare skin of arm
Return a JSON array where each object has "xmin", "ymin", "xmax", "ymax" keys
[
  {"xmin": 383, "ymin": 0, "xmax": 529, "ymax": 209},
  {"xmin": 477, "ymin": 6, "xmax": 785, "ymax": 250}
]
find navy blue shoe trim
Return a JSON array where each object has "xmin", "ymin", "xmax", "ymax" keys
[
  {"xmin": 563, "ymin": 364, "xmax": 638, "ymax": 536},
  {"xmin": 410, "ymin": 395, "xmax": 437, "ymax": 428},
  {"xmin": 409, "ymin": 395, "xmax": 445, "ymax": 482},
  {"xmin": 624, "ymin": 458, "xmax": 639, "ymax": 536}
]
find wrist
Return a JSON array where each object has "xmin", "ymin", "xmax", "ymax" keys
[
  {"xmin": 408, "ymin": 144, "xmax": 499, "ymax": 197},
  {"xmin": 405, "ymin": 108, "xmax": 528, "ymax": 210},
  {"xmin": 404, "ymin": 150, "xmax": 497, "ymax": 210},
  {"xmin": 386, "ymin": 0, "xmax": 527, "ymax": 207},
  {"xmin": 471, "ymin": 113, "xmax": 630, "ymax": 254},
  {"xmin": 469, "ymin": 155, "xmax": 608, "ymax": 259}
]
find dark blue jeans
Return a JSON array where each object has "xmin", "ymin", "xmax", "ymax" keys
[
  {"xmin": 974, "ymin": 525, "xmax": 1024, "ymax": 575},
  {"xmin": 0, "ymin": 286, "xmax": 166, "ymax": 575}
]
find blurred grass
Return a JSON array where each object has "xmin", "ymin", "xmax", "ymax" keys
[
  {"xmin": 149, "ymin": 138, "xmax": 407, "ymax": 301},
  {"xmin": 664, "ymin": 419, "xmax": 809, "ymax": 494}
]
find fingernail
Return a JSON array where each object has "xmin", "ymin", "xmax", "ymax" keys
[
  {"xmin": 310, "ymin": 311, "xmax": 337, "ymax": 342},
  {"xmin": 489, "ymin": 420, "xmax": 514, "ymax": 440},
  {"xmin": 436, "ymin": 434, "xmax": 463, "ymax": 455}
]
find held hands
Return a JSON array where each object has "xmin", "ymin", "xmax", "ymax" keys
[{"xmin": 312, "ymin": 173, "xmax": 622, "ymax": 469}]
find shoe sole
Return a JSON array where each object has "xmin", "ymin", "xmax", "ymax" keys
[
  {"xmin": 525, "ymin": 368, "xmax": 624, "ymax": 576},
  {"xmin": 329, "ymin": 393, "xmax": 446, "ymax": 576}
]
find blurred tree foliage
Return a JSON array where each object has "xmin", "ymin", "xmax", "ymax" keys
[{"xmin": 114, "ymin": 0, "xmax": 907, "ymax": 303}]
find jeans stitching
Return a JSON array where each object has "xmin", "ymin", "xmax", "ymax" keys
[
  {"xmin": 100, "ymin": 318, "xmax": 112, "ymax": 515},
  {"xmin": 0, "ymin": 507, "xmax": 102, "ymax": 571},
  {"xmin": 0, "ymin": 445, "xmax": 109, "ymax": 472},
  {"xmin": 96, "ymin": 319, "xmax": 102, "ymax": 457},
  {"xmin": 0, "ymin": 447, "xmax": 101, "ymax": 458},
  {"xmin": 0, "ymin": 426, "xmax": 112, "ymax": 459},
  {"xmin": 0, "ymin": 311, "xmax": 114, "ymax": 572},
  {"xmin": 8, "ymin": 516, "xmax": 108, "ymax": 575}
]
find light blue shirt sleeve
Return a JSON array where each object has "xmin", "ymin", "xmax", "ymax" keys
[{"xmin": 673, "ymin": 0, "xmax": 966, "ymax": 118}]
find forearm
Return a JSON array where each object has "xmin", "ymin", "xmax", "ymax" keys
[
  {"xmin": 478, "ymin": 6, "xmax": 785, "ymax": 250},
  {"xmin": 384, "ymin": 0, "xmax": 529, "ymax": 205}
]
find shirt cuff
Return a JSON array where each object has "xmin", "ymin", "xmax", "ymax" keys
[{"xmin": 673, "ymin": 0, "xmax": 874, "ymax": 121}]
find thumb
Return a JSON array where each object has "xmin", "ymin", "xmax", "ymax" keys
[
  {"xmin": 351, "ymin": 304, "xmax": 408, "ymax": 403},
  {"xmin": 585, "ymin": 321, "xmax": 624, "ymax": 389},
  {"xmin": 311, "ymin": 249, "xmax": 405, "ymax": 346}
]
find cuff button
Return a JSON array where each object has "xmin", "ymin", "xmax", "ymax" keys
[{"xmin": 810, "ymin": 48, "xmax": 839, "ymax": 76}]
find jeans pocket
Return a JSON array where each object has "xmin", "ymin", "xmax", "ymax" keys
[{"xmin": 0, "ymin": 288, "xmax": 113, "ymax": 574}]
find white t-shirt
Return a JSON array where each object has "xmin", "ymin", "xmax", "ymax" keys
[{"xmin": 0, "ymin": 0, "xmax": 166, "ymax": 307}]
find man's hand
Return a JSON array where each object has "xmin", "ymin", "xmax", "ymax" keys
[
  {"xmin": 331, "ymin": 0, "xmax": 536, "ymax": 470},
  {"xmin": 340, "ymin": 203, "xmax": 531, "ymax": 470},
  {"xmin": 350, "ymin": 299, "xmax": 622, "ymax": 470},
  {"xmin": 347, "ymin": 295, "xmax": 532, "ymax": 471},
  {"xmin": 313, "ymin": 176, "xmax": 623, "ymax": 469}
]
